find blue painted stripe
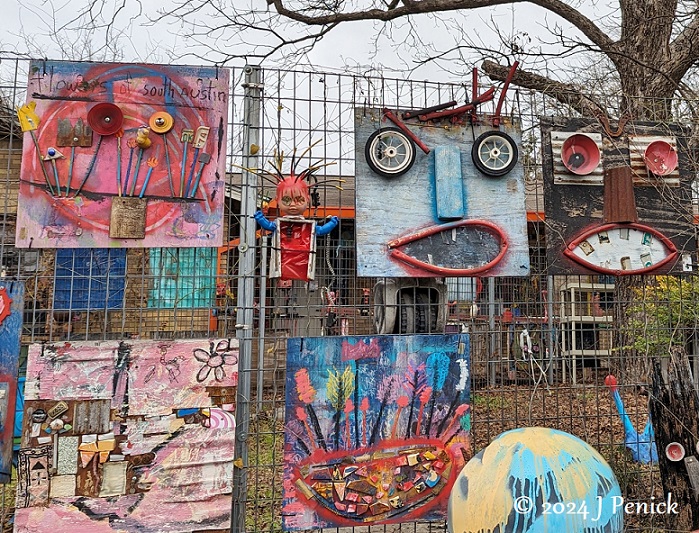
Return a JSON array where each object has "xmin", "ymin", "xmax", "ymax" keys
[{"xmin": 433, "ymin": 146, "xmax": 464, "ymax": 220}]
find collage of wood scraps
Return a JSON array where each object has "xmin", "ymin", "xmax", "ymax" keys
[
  {"xmin": 15, "ymin": 338, "xmax": 238, "ymax": 533},
  {"xmin": 16, "ymin": 60, "xmax": 229, "ymax": 248}
]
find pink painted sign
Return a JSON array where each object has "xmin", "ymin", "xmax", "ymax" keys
[
  {"xmin": 17, "ymin": 339, "xmax": 238, "ymax": 533},
  {"xmin": 16, "ymin": 60, "xmax": 228, "ymax": 248}
]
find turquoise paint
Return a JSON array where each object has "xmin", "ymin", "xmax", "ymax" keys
[
  {"xmin": 148, "ymin": 248, "xmax": 217, "ymax": 308},
  {"xmin": 433, "ymin": 146, "xmax": 465, "ymax": 220},
  {"xmin": 448, "ymin": 427, "xmax": 623, "ymax": 533}
]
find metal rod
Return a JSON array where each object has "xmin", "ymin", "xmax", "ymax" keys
[
  {"xmin": 383, "ymin": 108, "xmax": 431, "ymax": 154},
  {"xmin": 547, "ymin": 275, "xmax": 555, "ymax": 384},
  {"xmin": 488, "ymin": 278, "xmax": 497, "ymax": 387},
  {"xmin": 257, "ymin": 235, "xmax": 268, "ymax": 412},
  {"xmin": 231, "ymin": 64, "xmax": 262, "ymax": 533}
]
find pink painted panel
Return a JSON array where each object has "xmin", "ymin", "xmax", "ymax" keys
[
  {"xmin": 17, "ymin": 338, "xmax": 238, "ymax": 532},
  {"xmin": 16, "ymin": 60, "xmax": 228, "ymax": 248}
]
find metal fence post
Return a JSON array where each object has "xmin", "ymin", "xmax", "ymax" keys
[{"xmin": 231, "ymin": 64, "xmax": 262, "ymax": 533}]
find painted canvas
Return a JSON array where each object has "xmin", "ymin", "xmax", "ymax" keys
[
  {"xmin": 355, "ymin": 108, "xmax": 529, "ymax": 277},
  {"xmin": 0, "ymin": 282, "xmax": 24, "ymax": 483},
  {"xmin": 16, "ymin": 338, "xmax": 238, "ymax": 533},
  {"xmin": 541, "ymin": 117, "xmax": 695, "ymax": 275},
  {"xmin": 283, "ymin": 334, "xmax": 471, "ymax": 530},
  {"xmin": 16, "ymin": 60, "xmax": 229, "ymax": 248}
]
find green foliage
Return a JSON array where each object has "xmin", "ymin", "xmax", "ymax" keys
[{"xmin": 625, "ymin": 276, "xmax": 699, "ymax": 356}]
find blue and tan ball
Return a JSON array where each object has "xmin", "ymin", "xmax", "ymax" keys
[{"xmin": 448, "ymin": 427, "xmax": 623, "ymax": 533}]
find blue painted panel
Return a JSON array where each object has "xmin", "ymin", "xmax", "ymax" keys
[
  {"xmin": 148, "ymin": 248, "xmax": 217, "ymax": 308},
  {"xmin": 434, "ymin": 145, "xmax": 465, "ymax": 220},
  {"xmin": 54, "ymin": 249, "xmax": 126, "ymax": 310},
  {"xmin": 0, "ymin": 282, "xmax": 24, "ymax": 482},
  {"xmin": 14, "ymin": 376, "xmax": 24, "ymax": 451}
]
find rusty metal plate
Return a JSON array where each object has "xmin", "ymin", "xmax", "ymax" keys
[
  {"xmin": 73, "ymin": 400, "xmax": 111, "ymax": 434},
  {"xmin": 604, "ymin": 166, "xmax": 638, "ymax": 224},
  {"xmin": 109, "ymin": 197, "xmax": 147, "ymax": 239}
]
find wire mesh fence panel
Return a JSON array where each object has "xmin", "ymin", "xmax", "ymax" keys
[{"xmin": 0, "ymin": 54, "xmax": 697, "ymax": 532}]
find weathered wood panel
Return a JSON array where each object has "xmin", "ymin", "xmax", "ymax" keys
[
  {"xmin": 541, "ymin": 117, "xmax": 695, "ymax": 275},
  {"xmin": 355, "ymin": 109, "xmax": 529, "ymax": 277}
]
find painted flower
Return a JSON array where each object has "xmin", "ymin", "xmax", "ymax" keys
[{"xmin": 193, "ymin": 340, "xmax": 238, "ymax": 382}]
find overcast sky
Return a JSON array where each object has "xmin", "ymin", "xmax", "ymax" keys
[{"xmin": 1, "ymin": 0, "xmax": 571, "ymax": 82}]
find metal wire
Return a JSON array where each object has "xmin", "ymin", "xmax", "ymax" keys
[{"xmin": 0, "ymin": 56, "xmax": 697, "ymax": 531}]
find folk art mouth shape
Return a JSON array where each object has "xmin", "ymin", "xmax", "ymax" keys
[
  {"xmin": 283, "ymin": 334, "xmax": 471, "ymax": 530},
  {"xmin": 292, "ymin": 439, "xmax": 454, "ymax": 523},
  {"xmin": 564, "ymin": 222, "xmax": 678, "ymax": 275},
  {"xmin": 387, "ymin": 219, "xmax": 508, "ymax": 276}
]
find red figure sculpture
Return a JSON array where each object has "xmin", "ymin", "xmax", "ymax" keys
[{"xmin": 253, "ymin": 152, "xmax": 339, "ymax": 281}]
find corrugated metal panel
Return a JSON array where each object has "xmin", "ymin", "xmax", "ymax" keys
[
  {"xmin": 551, "ymin": 131, "xmax": 604, "ymax": 185},
  {"xmin": 603, "ymin": 166, "xmax": 638, "ymax": 223},
  {"xmin": 628, "ymin": 135, "xmax": 680, "ymax": 186}
]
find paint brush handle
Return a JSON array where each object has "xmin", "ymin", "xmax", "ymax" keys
[
  {"xmin": 74, "ymin": 135, "xmax": 104, "ymax": 197},
  {"xmin": 188, "ymin": 153, "xmax": 210, "ymax": 198},
  {"xmin": 122, "ymin": 139, "xmax": 137, "ymax": 197},
  {"xmin": 138, "ymin": 169, "xmax": 154, "ymax": 199},
  {"xmin": 180, "ymin": 141, "xmax": 189, "ymax": 197},
  {"xmin": 184, "ymin": 148, "xmax": 200, "ymax": 197},
  {"xmin": 116, "ymin": 132, "xmax": 123, "ymax": 197},
  {"xmin": 138, "ymin": 157, "xmax": 158, "ymax": 199},
  {"xmin": 51, "ymin": 160, "xmax": 61, "ymax": 196},
  {"xmin": 164, "ymin": 139, "xmax": 174, "ymax": 197},
  {"xmin": 30, "ymin": 130, "xmax": 55, "ymax": 195},
  {"xmin": 129, "ymin": 150, "xmax": 144, "ymax": 197},
  {"xmin": 66, "ymin": 146, "xmax": 75, "ymax": 197}
]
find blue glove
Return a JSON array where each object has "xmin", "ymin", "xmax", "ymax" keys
[
  {"xmin": 316, "ymin": 216, "xmax": 339, "ymax": 236},
  {"xmin": 254, "ymin": 210, "xmax": 277, "ymax": 232}
]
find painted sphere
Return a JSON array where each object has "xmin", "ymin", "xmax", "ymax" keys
[{"xmin": 448, "ymin": 427, "xmax": 623, "ymax": 533}]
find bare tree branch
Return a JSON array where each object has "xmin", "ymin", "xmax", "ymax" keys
[{"xmin": 481, "ymin": 59, "xmax": 602, "ymax": 116}]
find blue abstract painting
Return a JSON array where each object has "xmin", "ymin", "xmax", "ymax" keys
[{"xmin": 283, "ymin": 334, "xmax": 471, "ymax": 530}]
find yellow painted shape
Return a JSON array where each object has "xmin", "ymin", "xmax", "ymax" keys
[
  {"xmin": 97, "ymin": 439, "xmax": 115, "ymax": 452},
  {"xmin": 449, "ymin": 427, "xmax": 611, "ymax": 532},
  {"xmin": 17, "ymin": 101, "xmax": 40, "ymax": 132}
]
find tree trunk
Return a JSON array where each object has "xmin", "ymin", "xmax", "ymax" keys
[{"xmin": 650, "ymin": 347, "xmax": 699, "ymax": 530}]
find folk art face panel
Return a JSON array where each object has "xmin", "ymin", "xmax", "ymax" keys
[
  {"xmin": 541, "ymin": 117, "xmax": 696, "ymax": 275},
  {"xmin": 283, "ymin": 334, "xmax": 471, "ymax": 530},
  {"xmin": 15, "ymin": 338, "xmax": 238, "ymax": 533},
  {"xmin": 16, "ymin": 60, "xmax": 228, "ymax": 248},
  {"xmin": 355, "ymin": 108, "xmax": 530, "ymax": 277}
]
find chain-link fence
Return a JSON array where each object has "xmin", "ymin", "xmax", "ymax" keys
[{"xmin": 0, "ymin": 55, "xmax": 697, "ymax": 532}]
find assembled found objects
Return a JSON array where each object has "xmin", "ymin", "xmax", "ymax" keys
[{"xmin": 252, "ymin": 142, "xmax": 342, "ymax": 281}]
